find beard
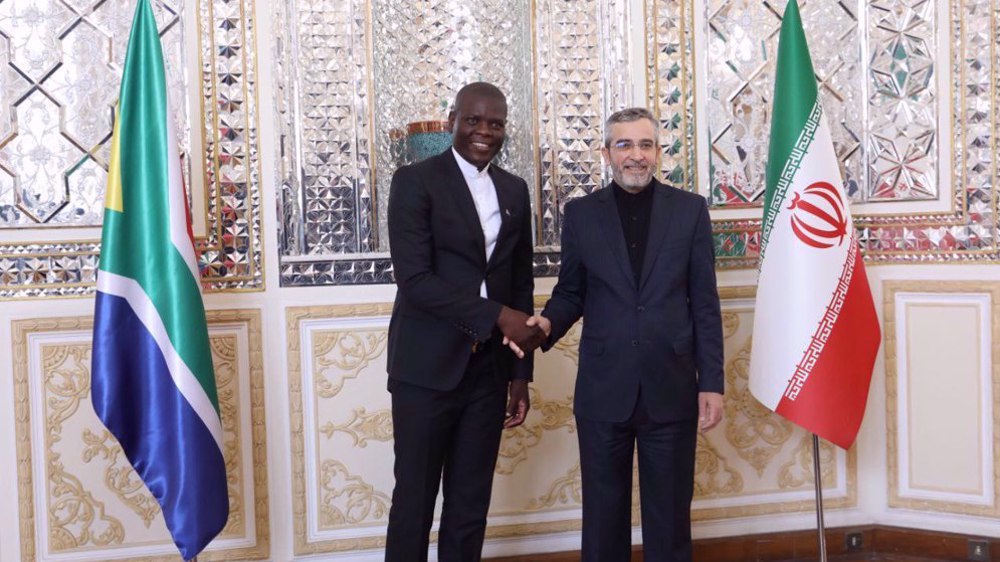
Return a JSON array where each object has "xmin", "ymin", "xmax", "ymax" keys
[{"xmin": 612, "ymin": 165, "xmax": 653, "ymax": 192}]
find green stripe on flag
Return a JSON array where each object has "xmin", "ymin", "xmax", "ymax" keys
[
  {"xmin": 762, "ymin": 0, "xmax": 817, "ymax": 240},
  {"xmin": 98, "ymin": 0, "xmax": 219, "ymax": 412}
]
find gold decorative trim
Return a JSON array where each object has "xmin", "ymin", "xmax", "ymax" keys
[
  {"xmin": 694, "ymin": 434, "xmax": 744, "ymax": 497},
  {"xmin": 288, "ymin": 302, "xmax": 590, "ymax": 553},
  {"xmin": 82, "ymin": 429, "xmax": 160, "ymax": 528},
  {"xmin": 320, "ymin": 407, "xmax": 393, "ymax": 447},
  {"xmin": 778, "ymin": 434, "xmax": 837, "ymax": 490},
  {"xmin": 718, "ymin": 286, "xmax": 758, "ymax": 301},
  {"xmin": 313, "ymin": 330, "xmax": 389, "ymax": 398},
  {"xmin": 287, "ymin": 304, "xmax": 393, "ymax": 555},
  {"xmin": 526, "ymin": 463, "xmax": 582, "ymax": 511},
  {"xmin": 12, "ymin": 309, "xmax": 269, "ymax": 562},
  {"xmin": 497, "ymin": 387, "xmax": 575, "ymax": 475},
  {"xmin": 884, "ymin": 281, "xmax": 1000, "ymax": 516},
  {"xmin": 694, "ymin": 286, "xmax": 859, "ymax": 520},
  {"xmin": 319, "ymin": 460, "xmax": 392, "ymax": 527},
  {"xmin": 693, "ymin": 444, "xmax": 857, "ymax": 521}
]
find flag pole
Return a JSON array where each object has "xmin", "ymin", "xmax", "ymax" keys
[{"xmin": 812, "ymin": 433, "xmax": 827, "ymax": 562}]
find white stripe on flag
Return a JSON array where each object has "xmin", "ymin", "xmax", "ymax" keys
[
  {"xmin": 166, "ymin": 116, "xmax": 200, "ymax": 283},
  {"xmin": 749, "ymin": 114, "xmax": 852, "ymax": 409},
  {"xmin": 96, "ymin": 270, "xmax": 224, "ymax": 452}
]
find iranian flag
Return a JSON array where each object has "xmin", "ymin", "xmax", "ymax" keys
[{"xmin": 749, "ymin": 0, "xmax": 881, "ymax": 450}]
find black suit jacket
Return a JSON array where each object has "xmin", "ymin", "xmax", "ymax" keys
[
  {"xmin": 542, "ymin": 180, "xmax": 723, "ymax": 422},
  {"xmin": 387, "ymin": 149, "xmax": 535, "ymax": 391}
]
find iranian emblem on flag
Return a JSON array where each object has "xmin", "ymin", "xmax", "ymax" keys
[{"xmin": 749, "ymin": 0, "xmax": 881, "ymax": 450}]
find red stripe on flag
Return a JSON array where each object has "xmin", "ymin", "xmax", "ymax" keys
[{"xmin": 774, "ymin": 247, "xmax": 881, "ymax": 449}]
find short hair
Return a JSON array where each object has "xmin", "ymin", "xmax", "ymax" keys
[
  {"xmin": 604, "ymin": 107, "xmax": 659, "ymax": 147},
  {"xmin": 453, "ymin": 82, "xmax": 507, "ymax": 111}
]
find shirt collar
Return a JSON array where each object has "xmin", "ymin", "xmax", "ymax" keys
[{"xmin": 452, "ymin": 147, "xmax": 491, "ymax": 179}]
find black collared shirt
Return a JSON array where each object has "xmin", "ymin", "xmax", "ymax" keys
[{"xmin": 612, "ymin": 181, "xmax": 654, "ymax": 285}]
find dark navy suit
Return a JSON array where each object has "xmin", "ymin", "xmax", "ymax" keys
[{"xmin": 542, "ymin": 180, "xmax": 723, "ymax": 562}]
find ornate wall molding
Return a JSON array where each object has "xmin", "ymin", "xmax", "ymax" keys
[
  {"xmin": 11, "ymin": 309, "xmax": 269, "ymax": 561},
  {"xmin": 691, "ymin": 286, "xmax": 857, "ymax": 521},
  {"xmin": 884, "ymin": 281, "xmax": 1000, "ymax": 517}
]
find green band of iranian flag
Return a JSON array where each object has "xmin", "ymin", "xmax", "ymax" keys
[{"xmin": 749, "ymin": 0, "xmax": 881, "ymax": 450}]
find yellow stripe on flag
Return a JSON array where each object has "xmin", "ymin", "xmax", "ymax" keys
[{"xmin": 105, "ymin": 107, "xmax": 124, "ymax": 212}]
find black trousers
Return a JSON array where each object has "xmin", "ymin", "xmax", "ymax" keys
[
  {"xmin": 384, "ymin": 348, "xmax": 507, "ymax": 562},
  {"xmin": 576, "ymin": 393, "xmax": 698, "ymax": 562}
]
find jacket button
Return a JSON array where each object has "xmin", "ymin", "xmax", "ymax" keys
[
  {"xmin": 631, "ymin": 340, "xmax": 639, "ymax": 347},
  {"xmin": 637, "ymin": 306, "xmax": 645, "ymax": 312}
]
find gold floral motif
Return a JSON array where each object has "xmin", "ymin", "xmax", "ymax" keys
[
  {"xmin": 723, "ymin": 334, "xmax": 795, "ymax": 475},
  {"xmin": 14, "ymin": 311, "xmax": 270, "ymax": 562},
  {"xmin": 48, "ymin": 453, "xmax": 126, "ymax": 551},
  {"xmin": 318, "ymin": 460, "xmax": 391, "ymax": 528},
  {"xmin": 694, "ymin": 434, "xmax": 744, "ymax": 497},
  {"xmin": 496, "ymin": 388, "xmax": 575, "ymax": 474},
  {"xmin": 526, "ymin": 463, "xmax": 582, "ymax": 510},
  {"xmin": 497, "ymin": 424, "xmax": 545, "ymax": 475},
  {"xmin": 43, "ymin": 344, "xmax": 126, "ymax": 551},
  {"xmin": 722, "ymin": 311, "xmax": 740, "ymax": 339},
  {"xmin": 535, "ymin": 394, "xmax": 575, "ymax": 433},
  {"xmin": 320, "ymin": 407, "xmax": 394, "ymax": 446},
  {"xmin": 81, "ymin": 430, "xmax": 161, "ymax": 527},
  {"xmin": 210, "ymin": 334, "xmax": 246, "ymax": 537},
  {"xmin": 778, "ymin": 434, "xmax": 837, "ymax": 489},
  {"xmin": 313, "ymin": 330, "xmax": 388, "ymax": 398}
]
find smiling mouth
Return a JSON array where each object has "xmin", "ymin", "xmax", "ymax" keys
[{"xmin": 471, "ymin": 141, "xmax": 492, "ymax": 150}]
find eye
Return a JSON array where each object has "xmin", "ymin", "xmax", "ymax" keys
[{"xmin": 466, "ymin": 117, "xmax": 478, "ymax": 125}]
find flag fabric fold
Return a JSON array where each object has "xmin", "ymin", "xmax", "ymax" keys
[
  {"xmin": 749, "ymin": 0, "xmax": 881, "ymax": 450},
  {"xmin": 90, "ymin": 0, "xmax": 229, "ymax": 558}
]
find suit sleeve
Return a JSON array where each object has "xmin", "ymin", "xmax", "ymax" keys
[
  {"xmin": 689, "ymin": 198, "xmax": 724, "ymax": 393},
  {"xmin": 388, "ymin": 165, "xmax": 501, "ymax": 340},
  {"xmin": 511, "ymin": 179, "xmax": 535, "ymax": 380},
  {"xmin": 541, "ymin": 199, "xmax": 586, "ymax": 348}
]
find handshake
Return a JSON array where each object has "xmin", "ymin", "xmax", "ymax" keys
[{"xmin": 496, "ymin": 306, "xmax": 552, "ymax": 359}]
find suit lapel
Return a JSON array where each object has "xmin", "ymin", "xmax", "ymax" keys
[
  {"xmin": 438, "ymin": 151, "xmax": 487, "ymax": 262},
  {"xmin": 638, "ymin": 181, "xmax": 677, "ymax": 291},
  {"xmin": 596, "ymin": 186, "xmax": 636, "ymax": 287}
]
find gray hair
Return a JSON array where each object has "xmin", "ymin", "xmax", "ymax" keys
[{"xmin": 604, "ymin": 107, "xmax": 659, "ymax": 147}]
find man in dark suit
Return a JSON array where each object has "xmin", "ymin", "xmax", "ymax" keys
[
  {"xmin": 510, "ymin": 107, "xmax": 724, "ymax": 562},
  {"xmin": 384, "ymin": 82, "xmax": 545, "ymax": 562}
]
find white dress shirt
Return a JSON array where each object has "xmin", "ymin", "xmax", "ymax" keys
[{"xmin": 452, "ymin": 148, "xmax": 501, "ymax": 298}]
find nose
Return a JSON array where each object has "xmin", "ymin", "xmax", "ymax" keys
[{"xmin": 474, "ymin": 121, "xmax": 493, "ymax": 136}]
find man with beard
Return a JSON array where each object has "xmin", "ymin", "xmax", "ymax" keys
[
  {"xmin": 508, "ymin": 107, "xmax": 724, "ymax": 562},
  {"xmin": 384, "ymin": 82, "xmax": 545, "ymax": 562}
]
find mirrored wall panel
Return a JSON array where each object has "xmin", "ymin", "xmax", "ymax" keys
[{"xmin": 275, "ymin": 0, "xmax": 632, "ymax": 285}]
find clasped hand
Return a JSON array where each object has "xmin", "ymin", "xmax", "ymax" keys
[
  {"xmin": 497, "ymin": 307, "xmax": 548, "ymax": 358},
  {"xmin": 498, "ymin": 309, "xmax": 551, "ymax": 358}
]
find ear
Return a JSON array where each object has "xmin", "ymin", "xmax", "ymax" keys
[
  {"xmin": 601, "ymin": 146, "xmax": 611, "ymax": 166},
  {"xmin": 447, "ymin": 111, "xmax": 455, "ymax": 133}
]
